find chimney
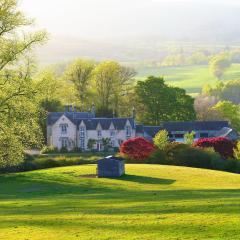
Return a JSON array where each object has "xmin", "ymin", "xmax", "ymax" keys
[
  {"xmin": 69, "ymin": 105, "xmax": 73, "ymax": 112},
  {"xmin": 65, "ymin": 105, "xmax": 69, "ymax": 112},
  {"xmin": 74, "ymin": 106, "xmax": 77, "ymax": 112},
  {"xmin": 91, "ymin": 103, "xmax": 96, "ymax": 118},
  {"xmin": 132, "ymin": 106, "xmax": 136, "ymax": 119}
]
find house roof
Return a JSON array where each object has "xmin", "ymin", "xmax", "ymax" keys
[
  {"xmin": 47, "ymin": 112, "xmax": 94, "ymax": 125},
  {"xmin": 139, "ymin": 121, "xmax": 230, "ymax": 138},
  {"xmin": 47, "ymin": 112, "xmax": 135, "ymax": 130},
  {"xmin": 142, "ymin": 126, "xmax": 163, "ymax": 138},
  {"xmin": 162, "ymin": 121, "xmax": 229, "ymax": 132}
]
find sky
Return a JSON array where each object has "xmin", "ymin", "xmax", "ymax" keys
[{"xmin": 20, "ymin": 0, "xmax": 240, "ymax": 41}]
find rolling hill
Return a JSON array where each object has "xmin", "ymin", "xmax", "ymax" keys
[{"xmin": 0, "ymin": 164, "xmax": 240, "ymax": 240}]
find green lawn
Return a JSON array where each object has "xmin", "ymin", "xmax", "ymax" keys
[
  {"xmin": 136, "ymin": 64, "xmax": 240, "ymax": 96},
  {"xmin": 0, "ymin": 164, "xmax": 240, "ymax": 240}
]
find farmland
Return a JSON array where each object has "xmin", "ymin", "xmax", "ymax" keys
[{"xmin": 136, "ymin": 64, "xmax": 240, "ymax": 96}]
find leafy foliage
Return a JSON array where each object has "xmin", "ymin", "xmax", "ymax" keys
[
  {"xmin": 135, "ymin": 76, "xmax": 196, "ymax": 125},
  {"xmin": 212, "ymin": 101, "xmax": 240, "ymax": 132},
  {"xmin": 153, "ymin": 130, "xmax": 169, "ymax": 150},
  {"xmin": 120, "ymin": 137, "xmax": 155, "ymax": 160},
  {"xmin": 234, "ymin": 141, "xmax": 240, "ymax": 160},
  {"xmin": 184, "ymin": 131, "xmax": 195, "ymax": 145},
  {"xmin": 210, "ymin": 54, "xmax": 231, "ymax": 80},
  {"xmin": 0, "ymin": 0, "xmax": 47, "ymax": 168},
  {"xmin": 193, "ymin": 137, "xmax": 234, "ymax": 159}
]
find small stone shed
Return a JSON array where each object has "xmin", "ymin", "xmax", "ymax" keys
[{"xmin": 97, "ymin": 156, "xmax": 125, "ymax": 178}]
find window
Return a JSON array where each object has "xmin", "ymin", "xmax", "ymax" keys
[
  {"xmin": 79, "ymin": 127, "xmax": 85, "ymax": 137},
  {"xmin": 200, "ymin": 133, "xmax": 209, "ymax": 138},
  {"xmin": 174, "ymin": 134, "xmax": 184, "ymax": 138},
  {"xmin": 97, "ymin": 141, "xmax": 102, "ymax": 151},
  {"xmin": 61, "ymin": 138, "xmax": 68, "ymax": 148},
  {"xmin": 126, "ymin": 126, "xmax": 131, "ymax": 137},
  {"xmin": 110, "ymin": 130, "xmax": 115, "ymax": 138},
  {"xmin": 97, "ymin": 130, "xmax": 102, "ymax": 138},
  {"xmin": 111, "ymin": 140, "xmax": 115, "ymax": 147},
  {"xmin": 80, "ymin": 139, "xmax": 85, "ymax": 149},
  {"xmin": 79, "ymin": 127, "xmax": 85, "ymax": 150},
  {"xmin": 61, "ymin": 124, "xmax": 68, "ymax": 134}
]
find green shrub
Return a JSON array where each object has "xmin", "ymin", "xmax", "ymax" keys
[
  {"xmin": 184, "ymin": 131, "xmax": 195, "ymax": 145},
  {"xmin": 223, "ymin": 158, "xmax": 240, "ymax": 173},
  {"xmin": 41, "ymin": 145, "xmax": 58, "ymax": 154},
  {"xmin": 164, "ymin": 142, "xmax": 223, "ymax": 169},
  {"xmin": 153, "ymin": 130, "xmax": 169, "ymax": 150},
  {"xmin": 60, "ymin": 147, "xmax": 68, "ymax": 153},
  {"xmin": 234, "ymin": 141, "xmax": 240, "ymax": 160},
  {"xmin": 147, "ymin": 149, "xmax": 168, "ymax": 164}
]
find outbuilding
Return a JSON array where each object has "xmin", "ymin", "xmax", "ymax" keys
[{"xmin": 97, "ymin": 156, "xmax": 125, "ymax": 178}]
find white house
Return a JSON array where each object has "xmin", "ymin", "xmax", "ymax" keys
[
  {"xmin": 47, "ymin": 105, "xmax": 135, "ymax": 151},
  {"xmin": 47, "ymin": 105, "xmax": 238, "ymax": 151}
]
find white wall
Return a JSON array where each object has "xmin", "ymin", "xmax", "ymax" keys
[
  {"xmin": 51, "ymin": 115, "xmax": 77, "ymax": 150},
  {"xmin": 49, "ymin": 117, "xmax": 136, "ymax": 151}
]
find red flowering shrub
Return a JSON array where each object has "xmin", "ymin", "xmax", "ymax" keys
[
  {"xmin": 193, "ymin": 137, "xmax": 234, "ymax": 158},
  {"xmin": 120, "ymin": 137, "xmax": 155, "ymax": 160}
]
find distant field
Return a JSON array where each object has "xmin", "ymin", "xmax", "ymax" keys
[
  {"xmin": 136, "ymin": 64, "xmax": 240, "ymax": 96},
  {"xmin": 1, "ymin": 164, "xmax": 240, "ymax": 240}
]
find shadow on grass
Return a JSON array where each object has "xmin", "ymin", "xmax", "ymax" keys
[{"xmin": 119, "ymin": 174, "xmax": 175, "ymax": 185}]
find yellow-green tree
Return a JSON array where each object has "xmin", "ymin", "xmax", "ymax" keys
[
  {"xmin": 212, "ymin": 101, "xmax": 240, "ymax": 132},
  {"xmin": 64, "ymin": 59, "xmax": 95, "ymax": 109},
  {"xmin": 0, "ymin": 0, "xmax": 47, "ymax": 168},
  {"xmin": 153, "ymin": 130, "xmax": 169, "ymax": 150}
]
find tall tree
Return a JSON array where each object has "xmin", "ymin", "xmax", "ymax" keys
[
  {"xmin": 212, "ymin": 101, "xmax": 240, "ymax": 132},
  {"xmin": 194, "ymin": 94, "xmax": 220, "ymax": 120},
  {"xmin": 93, "ymin": 61, "xmax": 120, "ymax": 112},
  {"xmin": 93, "ymin": 61, "xmax": 135, "ymax": 116},
  {"xmin": 209, "ymin": 53, "xmax": 231, "ymax": 80},
  {"xmin": 64, "ymin": 59, "xmax": 95, "ymax": 109},
  {"xmin": 0, "ymin": 0, "xmax": 47, "ymax": 168},
  {"xmin": 113, "ymin": 66, "xmax": 135, "ymax": 115},
  {"xmin": 135, "ymin": 76, "xmax": 196, "ymax": 125}
]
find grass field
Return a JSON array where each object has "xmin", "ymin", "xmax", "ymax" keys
[
  {"xmin": 136, "ymin": 64, "xmax": 240, "ymax": 96},
  {"xmin": 0, "ymin": 164, "xmax": 240, "ymax": 240}
]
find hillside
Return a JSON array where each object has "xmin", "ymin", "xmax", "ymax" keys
[
  {"xmin": 0, "ymin": 164, "xmax": 240, "ymax": 240},
  {"xmin": 136, "ymin": 64, "xmax": 240, "ymax": 96}
]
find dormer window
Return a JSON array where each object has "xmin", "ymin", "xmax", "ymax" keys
[
  {"xmin": 61, "ymin": 124, "xmax": 68, "ymax": 134},
  {"xmin": 126, "ymin": 126, "xmax": 131, "ymax": 138}
]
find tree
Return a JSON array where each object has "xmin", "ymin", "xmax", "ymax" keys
[
  {"xmin": 113, "ymin": 66, "xmax": 135, "ymax": 115},
  {"xmin": 102, "ymin": 138, "xmax": 111, "ymax": 152},
  {"xmin": 34, "ymin": 69, "xmax": 64, "ymax": 143},
  {"xmin": 120, "ymin": 137, "xmax": 155, "ymax": 161},
  {"xmin": 153, "ymin": 130, "xmax": 169, "ymax": 150},
  {"xmin": 209, "ymin": 54, "xmax": 231, "ymax": 80},
  {"xmin": 193, "ymin": 137, "xmax": 234, "ymax": 159},
  {"xmin": 184, "ymin": 131, "xmax": 195, "ymax": 145},
  {"xmin": 212, "ymin": 101, "xmax": 240, "ymax": 132},
  {"xmin": 93, "ymin": 61, "xmax": 120, "ymax": 112},
  {"xmin": 220, "ymin": 80, "xmax": 240, "ymax": 104},
  {"xmin": 64, "ymin": 59, "xmax": 95, "ymax": 109},
  {"xmin": 87, "ymin": 139, "xmax": 96, "ymax": 151},
  {"xmin": 135, "ymin": 76, "xmax": 196, "ymax": 125},
  {"xmin": 93, "ymin": 61, "xmax": 135, "ymax": 116},
  {"xmin": 0, "ymin": 0, "xmax": 47, "ymax": 168},
  {"xmin": 194, "ymin": 94, "xmax": 220, "ymax": 120}
]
